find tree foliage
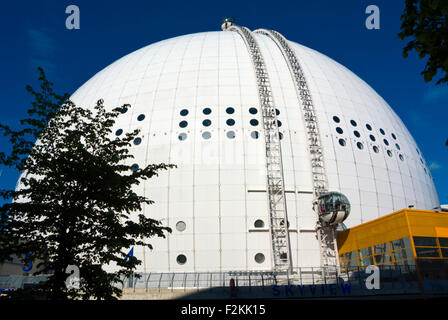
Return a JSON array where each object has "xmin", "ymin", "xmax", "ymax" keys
[
  {"xmin": 398, "ymin": 0, "xmax": 448, "ymax": 84},
  {"xmin": 0, "ymin": 68, "xmax": 175, "ymax": 299}
]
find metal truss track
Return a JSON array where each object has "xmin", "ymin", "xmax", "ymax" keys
[
  {"xmin": 254, "ymin": 29, "xmax": 339, "ymax": 270},
  {"xmin": 225, "ymin": 25, "xmax": 292, "ymax": 272}
]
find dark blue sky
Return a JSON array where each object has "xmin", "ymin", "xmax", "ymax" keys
[{"xmin": 0, "ymin": 0, "xmax": 447, "ymax": 204}]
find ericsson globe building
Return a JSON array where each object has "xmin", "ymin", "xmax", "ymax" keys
[{"xmin": 68, "ymin": 20, "xmax": 439, "ymax": 275}]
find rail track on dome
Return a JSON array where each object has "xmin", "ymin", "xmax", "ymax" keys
[
  {"xmin": 253, "ymin": 28, "xmax": 339, "ymax": 272},
  {"xmin": 223, "ymin": 22, "xmax": 292, "ymax": 272}
]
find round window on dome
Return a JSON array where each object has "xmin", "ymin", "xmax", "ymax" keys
[
  {"xmin": 176, "ymin": 254, "xmax": 187, "ymax": 265},
  {"xmin": 202, "ymin": 119, "xmax": 211, "ymax": 127},
  {"xmin": 179, "ymin": 121, "xmax": 188, "ymax": 128},
  {"xmin": 277, "ymin": 120, "xmax": 282, "ymax": 127},
  {"xmin": 249, "ymin": 107, "xmax": 258, "ymax": 115},
  {"xmin": 391, "ymin": 133, "xmax": 397, "ymax": 140},
  {"xmin": 120, "ymin": 107, "xmax": 128, "ymax": 114},
  {"xmin": 202, "ymin": 131, "xmax": 211, "ymax": 140},
  {"xmin": 399, "ymin": 154, "xmax": 404, "ymax": 161},
  {"xmin": 226, "ymin": 107, "xmax": 235, "ymax": 114},
  {"xmin": 380, "ymin": 128, "xmax": 385, "ymax": 135},
  {"xmin": 178, "ymin": 133, "xmax": 187, "ymax": 141},
  {"xmin": 115, "ymin": 129, "xmax": 123, "ymax": 136},
  {"xmin": 383, "ymin": 139, "xmax": 389, "ymax": 146},
  {"xmin": 130, "ymin": 164, "xmax": 139, "ymax": 172},
  {"xmin": 333, "ymin": 116, "xmax": 340, "ymax": 123},
  {"xmin": 366, "ymin": 124, "xmax": 372, "ymax": 131},
  {"xmin": 338, "ymin": 138, "xmax": 346, "ymax": 147},
  {"xmin": 226, "ymin": 119, "xmax": 235, "ymax": 126},
  {"xmin": 373, "ymin": 146, "xmax": 379, "ymax": 153},
  {"xmin": 336, "ymin": 127, "xmax": 343, "ymax": 134},
  {"xmin": 133, "ymin": 137, "xmax": 142, "ymax": 145},
  {"xmin": 276, "ymin": 109, "xmax": 280, "ymax": 116},
  {"xmin": 279, "ymin": 132, "xmax": 284, "ymax": 140},
  {"xmin": 387, "ymin": 150, "xmax": 393, "ymax": 157},
  {"xmin": 369, "ymin": 134, "xmax": 376, "ymax": 142},
  {"xmin": 250, "ymin": 119, "xmax": 259, "ymax": 126},
  {"xmin": 350, "ymin": 120, "xmax": 357, "ymax": 127},
  {"xmin": 255, "ymin": 253, "xmax": 265, "ymax": 264},
  {"xmin": 180, "ymin": 109, "xmax": 189, "ymax": 116},
  {"xmin": 357, "ymin": 142, "xmax": 364, "ymax": 150},
  {"xmin": 203, "ymin": 108, "xmax": 212, "ymax": 115},
  {"xmin": 227, "ymin": 131, "xmax": 235, "ymax": 139},
  {"xmin": 353, "ymin": 130, "xmax": 361, "ymax": 138},
  {"xmin": 395, "ymin": 143, "xmax": 400, "ymax": 150},
  {"xmin": 254, "ymin": 219, "xmax": 265, "ymax": 228},
  {"xmin": 137, "ymin": 114, "xmax": 145, "ymax": 121},
  {"xmin": 176, "ymin": 221, "xmax": 186, "ymax": 232},
  {"xmin": 251, "ymin": 131, "xmax": 259, "ymax": 139}
]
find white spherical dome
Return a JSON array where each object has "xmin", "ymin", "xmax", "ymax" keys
[{"xmin": 70, "ymin": 30, "xmax": 439, "ymax": 272}]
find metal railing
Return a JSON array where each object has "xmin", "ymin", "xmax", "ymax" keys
[
  {"xmin": 0, "ymin": 265, "xmax": 425, "ymax": 296},
  {"xmin": 117, "ymin": 265, "xmax": 420, "ymax": 292}
]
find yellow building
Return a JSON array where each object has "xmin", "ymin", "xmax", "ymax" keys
[{"xmin": 337, "ymin": 209, "xmax": 448, "ymax": 282}]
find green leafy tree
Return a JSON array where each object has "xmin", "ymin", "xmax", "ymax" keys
[
  {"xmin": 0, "ymin": 68, "xmax": 175, "ymax": 300},
  {"xmin": 398, "ymin": 0, "xmax": 448, "ymax": 84}
]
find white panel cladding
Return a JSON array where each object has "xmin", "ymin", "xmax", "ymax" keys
[{"xmin": 65, "ymin": 30, "xmax": 439, "ymax": 274}]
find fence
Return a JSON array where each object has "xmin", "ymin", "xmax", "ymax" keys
[
  {"xmin": 0, "ymin": 265, "xmax": 426, "ymax": 297},
  {"xmin": 118, "ymin": 265, "xmax": 420, "ymax": 293}
]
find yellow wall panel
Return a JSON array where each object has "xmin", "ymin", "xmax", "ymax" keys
[{"xmin": 337, "ymin": 209, "xmax": 448, "ymax": 255}]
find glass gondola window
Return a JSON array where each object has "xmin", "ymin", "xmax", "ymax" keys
[
  {"xmin": 180, "ymin": 109, "xmax": 189, "ymax": 116},
  {"xmin": 249, "ymin": 107, "xmax": 258, "ymax": 114},
  {"xmin": 333, "ymin": 116, "xmax": 340, "ymax": 123},
  {"xmin": 226, "ymin": 107, "xmax": 235, "ymax": 114},
  {"xmin": 350, "ymin": 120, "xmax": 357, "ymax": 127},
  {"xmin": 336, "ymin": 127, "xmax": 343, "ymax": 134},
  {"xmin": 316, "ymin": 192, "xmax": 351, "ymax": 225}
]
